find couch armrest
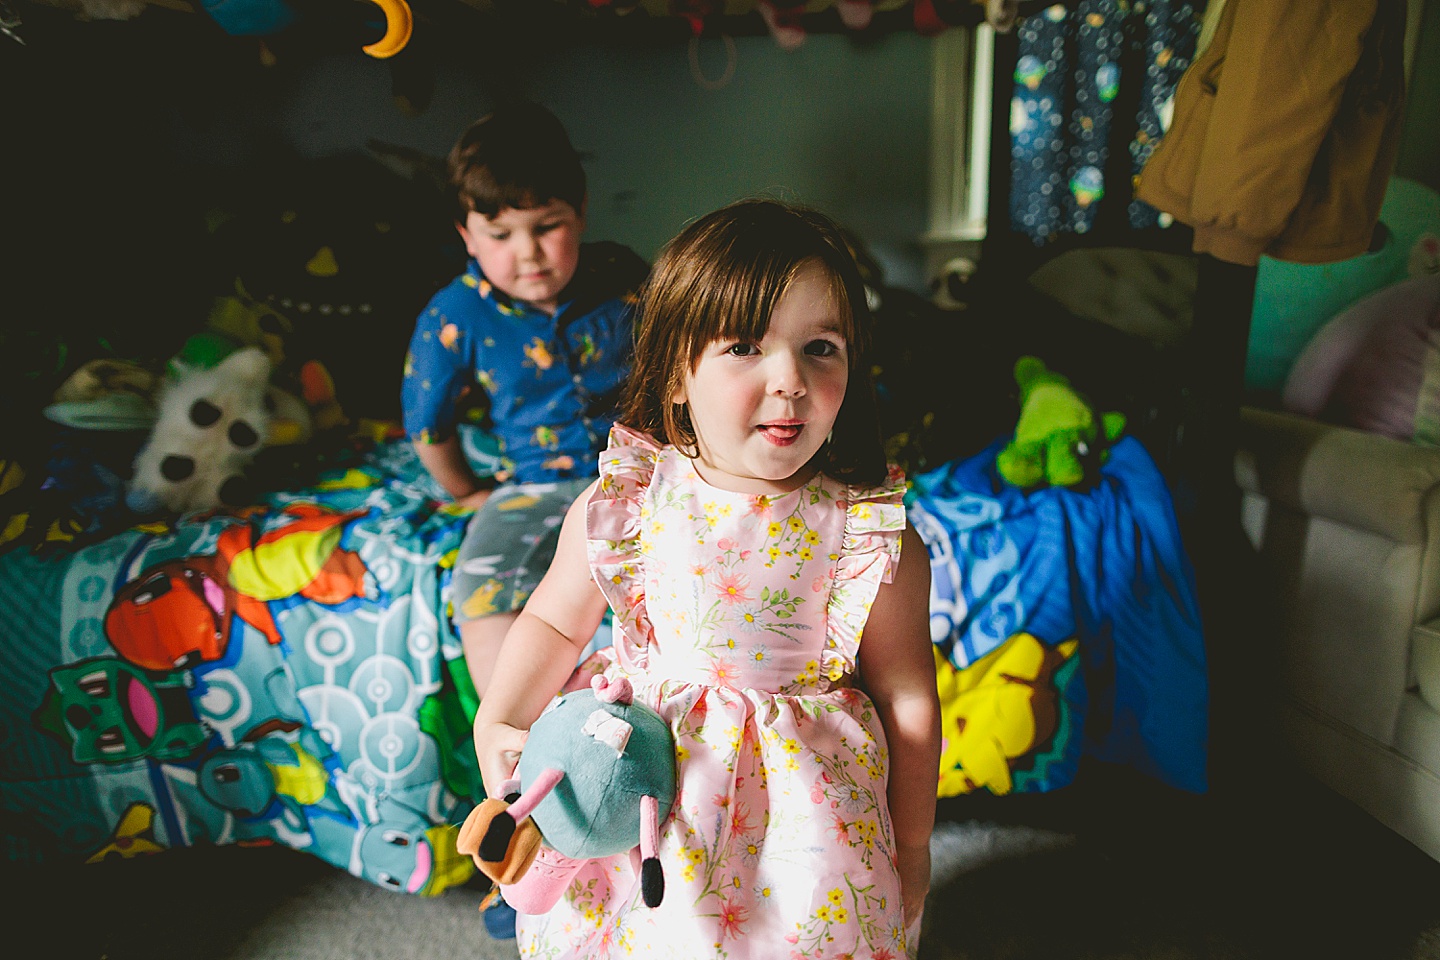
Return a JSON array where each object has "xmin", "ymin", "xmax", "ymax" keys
[
  {"xmin": 1235, "ymin": 407, "xmax": 1440, "ymax": 545},
  {"xmin": 1235, "ymin": 407, "xmax": 1440, "ymax": 744}
]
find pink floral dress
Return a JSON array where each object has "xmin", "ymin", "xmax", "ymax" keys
[{"xmin": 515, "ymin": 425, "xmax": 911, "ymax": 960}]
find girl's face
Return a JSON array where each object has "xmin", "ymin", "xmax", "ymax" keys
[
  {"xmin": 456, "ymin": 198, "xmax": 585, "ymax": 315},
  {"xmin": 673, "ymin": 259, "xmax": 850, "ymax": 495}
]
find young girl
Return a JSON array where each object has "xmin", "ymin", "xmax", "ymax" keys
[{"xmin": 472, "ymin": 199, "xmax": 940, "ymax": 958}]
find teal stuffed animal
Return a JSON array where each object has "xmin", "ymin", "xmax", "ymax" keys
[{"xmin": 996, "ymin": 356, "xmax": 1126, "ymax": 490}]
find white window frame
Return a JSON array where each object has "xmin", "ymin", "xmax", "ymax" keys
[{"xmin": 924, "ymin": 24, "xmax": 994, "ymax": 284}]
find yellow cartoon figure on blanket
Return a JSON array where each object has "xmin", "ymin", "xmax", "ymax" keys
[{"xmin": 934, "ymin": 632, "xmax": 1079, "ymax": 796}]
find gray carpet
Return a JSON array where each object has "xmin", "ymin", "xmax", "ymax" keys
[{"xmin": 19, "ymin": 763, "xmax": 1440, "ymax": 960}]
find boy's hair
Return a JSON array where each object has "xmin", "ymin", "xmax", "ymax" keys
[
  {"xmin": 446, "ymin": 101, "xmax": 586, "ymax": 222},
  {"xmin": 621, "ymin": 198, "xmax": 887, "ymax": 487}
]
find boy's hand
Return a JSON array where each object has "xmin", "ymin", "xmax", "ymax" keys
[
  {"xmin": 474, "ymin": 720, "xmax": 528, "ymax": 798},
  {"xmin": 455, "ymin": 488, "xmax": 493, "ymax": 511},
  {"xmin": 896, "ymin": 839, "xmax": 931, "ymax": 929}
]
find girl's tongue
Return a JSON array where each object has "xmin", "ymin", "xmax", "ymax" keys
[{"xmin": 759, "ymin": 423, "xmax": 802, "ymax": 443}]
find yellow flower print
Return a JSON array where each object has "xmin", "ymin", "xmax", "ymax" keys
[
  {"xmin": 803, "ymin": 529, "xmax": 821, "ymax": 545},
  {"xmin": 788, "ymin": 517, "xmax": 805, "ymax": 533},
  {"xmin": 816, "ymin": 905, "xmax": 832, "ymax": 922},
  {"xmin": 833, "ymin": 907, "xmax": 848, "ymax": 924},
  {"xmin": 767, "ymin": 522, "xmax": 783, "ymax": 537},
  {"xmin": 827, "ymin": 888, "xmax": 844, "ymax": 906},
  {"xmin": 439, "ymin": 323, "xmax": 460, "ymax": 350},
  {"xmin": 677, "ymin": 744, "xmax": 690, "ymax": 761},
  {"xmin": 799, "ymin": 547, "xmax": 813, "ymax": 561}
]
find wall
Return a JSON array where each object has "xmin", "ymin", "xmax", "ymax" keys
[{"xmin": 166, "ymin": 16, "xmax": 936, "ymax": 291}]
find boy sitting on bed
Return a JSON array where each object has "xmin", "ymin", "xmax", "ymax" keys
[{"xmin": 402, "ymin": 100, "xmax": 647, "ymax": 704}]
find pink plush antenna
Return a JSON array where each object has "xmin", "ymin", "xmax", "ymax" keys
[{"xmin": 505, "ymin": 767, "xmax": 563, "ymax": 822}]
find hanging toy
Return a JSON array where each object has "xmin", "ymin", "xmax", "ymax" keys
[
  {"xmin": 456, "ymin": 675, "xmax": 677, "ymax": 915},
  {"xmin": 362, "ymin": 0, "xmax": 413, "ymax": 59}
]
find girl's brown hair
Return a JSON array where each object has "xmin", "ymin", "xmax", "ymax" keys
[{"xmin": 620, "ymin": 199, "xmax": 886, "ymax": 487}]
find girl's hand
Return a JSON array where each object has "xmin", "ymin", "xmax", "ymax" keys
[
  {"xmin": 896, "ymin": 839, "xmax": 931, "ymax": 929},
  {"xmin": 474, "ymin": 720, "xmax": 529, "ymax": 798}
]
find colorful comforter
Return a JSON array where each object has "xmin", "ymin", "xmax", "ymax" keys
[
  {"xmin": 912, "ymin": 436, "xmax": 1208, "ymax": 797},
  {"xmin": 0, "ymin": 433, "xmax": 502, "ymax": 893}
]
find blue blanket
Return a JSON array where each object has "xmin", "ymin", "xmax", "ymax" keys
[{"xmin": 911, "ymin": 436, "xmax": 1207, "ymax": 796}]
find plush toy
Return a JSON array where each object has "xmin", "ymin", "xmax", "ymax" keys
[
  {"xmin": 456, "ymin": 675, "xmax": 676, "ymax": 915},
  {"xmin": 996, "ymin": 355, "xmax": 1126, "ymax": 490},
  {"xmin": 126, "ymin": 347, "xmax": 275, "ymax": 515},
  {"xmin": 175, "ymin": 283, "xmax": 347, "ymax": 445}
]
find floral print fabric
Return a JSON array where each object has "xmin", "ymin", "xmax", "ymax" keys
[{"xmin": 515, "ymin": 425, "xmax": 909, "ymax": 958}]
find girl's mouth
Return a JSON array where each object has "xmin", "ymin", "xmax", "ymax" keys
[{"xmin": 757, "ymin": 422, "xmax": 803, "ymax": 446}]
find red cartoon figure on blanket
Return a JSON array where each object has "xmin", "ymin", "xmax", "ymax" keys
[
  {"xmin": 104, "ymin": 504, "xmax": 369, "ymax": 672},
  {"xmin": 456, "ymin": 675, "xmax": 676, "ymax": 915}
]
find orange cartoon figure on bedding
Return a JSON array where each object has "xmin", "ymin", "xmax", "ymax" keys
[{"xmin": 104, "ymin": 504, "xmax": 369, "ymax": 672}]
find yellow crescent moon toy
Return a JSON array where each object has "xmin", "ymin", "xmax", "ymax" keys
[{"xmin": 362, "ymin": 0, "xmax": 413, "ymax": 59}]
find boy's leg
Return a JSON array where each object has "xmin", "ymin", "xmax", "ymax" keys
[
  {"xmin": 460, "ymin": 613, "xmax": 516, "ymax": 699},
  {"xmin": 450, "ymin": 477, "xmax": 595, "ymax": 700}
]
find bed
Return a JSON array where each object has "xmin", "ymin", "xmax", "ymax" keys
[{"xmin": 0, "ymin": 430, "xmax": 504, "ymax": 894}]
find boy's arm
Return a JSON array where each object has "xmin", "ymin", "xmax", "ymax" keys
[
  {"xmin": 413, "ymin": 436, "xmax": 490, "ymax": 504},
  {"xmin": 859, "ymin": 522, "xmax": 940, "ymax": 925},
  {"xmin": 472, "ymin": 483, "xmax": 610, "ymax": 794}
]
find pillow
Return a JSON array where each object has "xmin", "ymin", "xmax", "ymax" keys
[
  {"xmin": 1250, "ymin": 177, "xmax": 1440, "ymax": 395},
  {"xmin": 1283, "ymin": 274, "xmax": 1440, "ymax": 446}
]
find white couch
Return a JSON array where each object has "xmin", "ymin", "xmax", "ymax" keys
[{"xmin": 1235, "ymin": 406, "xmax": 1440, "ymax": 860}]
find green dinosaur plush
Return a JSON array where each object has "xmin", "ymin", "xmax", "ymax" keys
[{"xmin": 995, "ymin": 356, "xmax": 1126, "ymax": 490}]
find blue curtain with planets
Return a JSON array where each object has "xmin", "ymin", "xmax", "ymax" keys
[{"xmin": 1010, "ymin": 0, "xmax": 1204, "ymax": 245}]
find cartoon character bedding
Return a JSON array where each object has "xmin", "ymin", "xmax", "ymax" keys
[
  {"xmin": 913, "ymin": 435, "xmax": 1208, "ymax": 798},
  {"xmin": 0, "ymin": 429, "xmax": 1208, "ymax": 892},
  {"xmin": 0, "ymin": 432, "xmax": 503, "ymax": 893}
]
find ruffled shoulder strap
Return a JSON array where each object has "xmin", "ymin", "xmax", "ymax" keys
[
  {"xmin": 822, "ymin": 464, "xmax": 908, "ymax": 683},
  {"xmin": 586, "ymin": 424, "xmax": 662, "ymax": 671}
]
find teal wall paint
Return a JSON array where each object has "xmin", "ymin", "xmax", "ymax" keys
[{"xmin": 261, "ymin": 31, "xmax": 935, "ymax": 292}]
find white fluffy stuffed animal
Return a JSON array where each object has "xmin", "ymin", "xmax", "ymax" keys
[{"xmin": 127, "ymin": 347, "xmax": 275, "ymax": 515}]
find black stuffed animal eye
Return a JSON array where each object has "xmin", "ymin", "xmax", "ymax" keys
[
  {"xmin": 161, "ymin": 455, "xmax": 195, "ymax": 481},
  {"xmin": 229, "ymin": 421, "xmax": 259, "ymax": 448},
  {"xmin": 218, "ymin": 476, "xmax": 251, "ymax": 506},
  {"xmin": 190, "ymin": 400, "xmax": 221, "ymax": 427}
]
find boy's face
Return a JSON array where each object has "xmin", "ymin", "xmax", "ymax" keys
[{"xmin": 457, "ymin": 199, "xmax": 585, "ymax": 315}]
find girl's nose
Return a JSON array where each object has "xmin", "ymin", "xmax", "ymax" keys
[{"xmin": 768, "ymin": 354, "xmax": 806, "ymax": 398}]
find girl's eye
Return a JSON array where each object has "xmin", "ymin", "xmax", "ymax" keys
[
  {"xmin": 535, "ymin": 222, "xmax": 558, "ymax": 235},
  {"xmin": 804, "ymin": 340, "xmax": 842, "ymax": 357},
  {"xmin": 488, "ymin": 232, "xmax": 510, "ymax": 242},
  {"xmin": 726, "ymin": 343, "xmax": 760, "ymax": 358}
]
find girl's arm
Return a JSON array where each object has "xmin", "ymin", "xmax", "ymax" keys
[
  {"xmin": 471, "ymin": 482, "xmax": 610, "ymax": 795},
  {"xmin": 858, "ymin": 521, "xmax": 940, "ymax": 927}
]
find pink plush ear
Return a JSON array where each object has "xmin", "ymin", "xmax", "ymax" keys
[{"xmin": 591, "ymin": 674, "xmax": 634, "ymax": 705}]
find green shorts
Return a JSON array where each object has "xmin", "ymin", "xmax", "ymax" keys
[{"xmin": 450, "ymin": 477, "xmax": 593, "ymax": 625}]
